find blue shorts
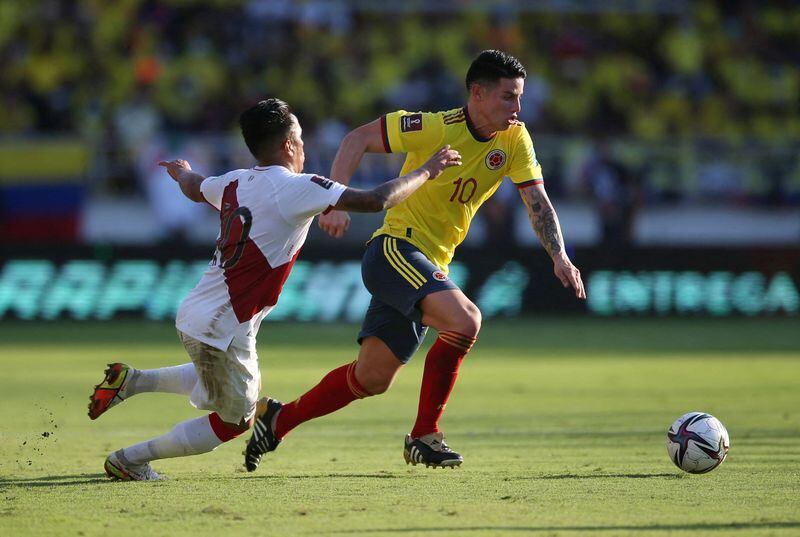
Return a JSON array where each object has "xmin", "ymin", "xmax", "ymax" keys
[{"xmin": 357, "ymin": 235, "xmax": 458, "ymax": 363}]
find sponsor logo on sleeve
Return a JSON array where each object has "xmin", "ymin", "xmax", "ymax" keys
[
  {"xmin": 310, "ymin": 175, "xmax": 333, "ymax": 190},
  {"xmin": 485, "ymin": 149, "xmax": 507, "ymax": 170},
  {"xmin": 401, "ymin": 114, "xmax": 423, "ymax": 133}
]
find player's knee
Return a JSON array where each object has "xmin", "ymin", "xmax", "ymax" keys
[
  {"xmin": 355, "ymin": 369, "xmax": 394, "ymax": 396},
  {"xmin": 453, "ymin": 302, "xmax": 482, "ymax": 339},
  {"xmin": 366, "ymin": 377, "xmax": 394, "ymax": 395}
]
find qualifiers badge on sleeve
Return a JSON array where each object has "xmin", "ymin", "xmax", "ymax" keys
[
  {"xmin": 310, "ymin": 175, "xmax": 334, "ymax": 190},
  {"xmin": 401, "ymin": 114, "xmax": 423, "ymax": 133},
  {"xmin": 485, "ymin": 149, "xmax": 506, "ymax": 170}
]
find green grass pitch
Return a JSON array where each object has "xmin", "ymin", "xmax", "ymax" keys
[{"xmin": 1, "ymin": 318, "xmax": 798, "ymax": 536}]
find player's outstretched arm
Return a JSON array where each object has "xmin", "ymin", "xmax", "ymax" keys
[
  {"xmin": 320, "ymin": 118, "xmax": 387, "ymax": 237},
  {"xmin": 158, "ymin": 159, "xmax": 206, "ymax": 203},
  {"xmin": 519, "ymin": 184, "xmax": 586, "ymax": 299},
  {"xmin": 334, "ymin": 146, "xmax": 461, "ymax": 213},
  {"xmin": 330, "ymin": 118, "xmax": 387, "ymax": 186}
]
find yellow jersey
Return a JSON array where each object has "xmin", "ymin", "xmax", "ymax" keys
[{"xmin": 372, "ymin": 106, "xmax": 543, "ymax": 270}]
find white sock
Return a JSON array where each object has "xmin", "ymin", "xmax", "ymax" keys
[
  {"xmin": 122, "ymin": 415, "xmax": 225, "ymax": 465},
  {"xmin": 124, "ymin": 363, "xmax": 197, "ymax": 397}
]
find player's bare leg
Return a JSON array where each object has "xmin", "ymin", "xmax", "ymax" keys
[
  {"xmin": 352, "ymin": 337, "xmax": 404, "ymax": 395},
  {"xmin": 352, "ymin": 338, "xmax": 466, "ymax": 468},
  {"xmin": 403, "ymin": 288, "xmax": 481, "ymax": 468}
]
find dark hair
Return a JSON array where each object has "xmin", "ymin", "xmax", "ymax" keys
[
  {"xmin": 465, "ymin": 50, "xmax": 526, "ymax": 91},
  {"xmin": 239, "ymin": 98, "xmax": 294, "ymax": 159}
]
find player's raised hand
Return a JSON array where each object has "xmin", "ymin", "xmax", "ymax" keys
[
  {"xmin": 158, "ymin": 159, "xmax": 192, "ymax": 181},
  {"xmin": 553, "ymin": 254, "xmax": 586, "ymax": 299},
  {"xmin": 421, "ymin": 145, "xmax": 462, "ymax": 179},
  {"xmin": 318, "ymin": 210, "xmax": 351, "ymax": 239}
]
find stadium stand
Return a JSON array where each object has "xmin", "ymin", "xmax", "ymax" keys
[{"xmin": 1, "ymin": 0, "xmax": 798, "ymax": 246}]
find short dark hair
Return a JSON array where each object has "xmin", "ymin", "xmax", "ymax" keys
[
  {"xmin": 465, "ymin": 50, "xmax": 526, "ymax": 91},
  {"xmin": 239, "ymin": 98, "xmax": 294, "ymax": 159}
]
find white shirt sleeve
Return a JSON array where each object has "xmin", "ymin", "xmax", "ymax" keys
[
  {"xmin": 277, "ymin": 174, "xmax": 347, "ymax": 222},
  {"xmin": 200, "ymin": 170, "xmax": 244, "ymax": 210}
]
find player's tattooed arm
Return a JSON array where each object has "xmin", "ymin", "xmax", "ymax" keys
[
  {"xmin": 159, "ymin": 159, "xmax": 205, "ymax": 203},
  {"xmin": 520, "ymin": 184, "xmax": 564, "ymax": 258},
  {"xmin": 519, "ymin": 184, "xmax": 587, "ymax": 299},
  {"xmin": 335, "ymin": 146, "xmax": 461, "ymax": 213}
]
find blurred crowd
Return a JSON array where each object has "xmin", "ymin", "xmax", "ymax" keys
[{"xmin": 1, "ymin": 0, "xmax": 799, "ymax": 242}]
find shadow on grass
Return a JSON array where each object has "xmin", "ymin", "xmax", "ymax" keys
[
  {"xmin": 0, "ymin": 473, "xmax": 110, "ymax": 487},
  {"xmin": 239, "ymin": 472, "xmax": 405, "ymax": 480},
  {"xmin": 331, "ymin": 521, "xmax": 800, "ymax": 533},
  {"xmin": 537, "ymin": 472, "xmax": 681, "ymax": 480},
  {"xmin": 236, "ymin": 472, "xmax": 680, "ymax": 482}
]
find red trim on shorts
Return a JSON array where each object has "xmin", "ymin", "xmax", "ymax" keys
[
  {"xmin": 515, "ymin": 179, "xmax": 544, "ymax": 190},
  {"xmin": 208, "ymin": 412, "xmax": 242, "ymax": 441},
  {"xmin": 380, "ymin": 115, "xmax": 392, "ymax": 153}
]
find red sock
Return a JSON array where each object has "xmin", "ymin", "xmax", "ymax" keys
[
  {"xmin": 410, "ymin": 331, "xmax": 476, "ymax": 439},
  {"xmin": 208, "ymin": 412, "xmax": 243, "ymax": 442},
  {"xmin": 275, "ymin": 361, "xmax": 370, "ymax": 439}
]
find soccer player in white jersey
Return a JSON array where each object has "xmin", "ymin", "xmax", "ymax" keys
[{"xmin": 87, "ymin": 98, "xmax": 461, "ymax": 481}]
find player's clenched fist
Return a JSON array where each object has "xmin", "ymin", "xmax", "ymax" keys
[
  {"xmin": 318, "ymin": 210, "xmax": 350, "ymax": 239},
  {"xmin": 158, "ymin": 159, "xmax": 192, "ymax": 181},
  {"xmin": 421, "ymin": 145, "xmax": 462, "ymax": 179}
]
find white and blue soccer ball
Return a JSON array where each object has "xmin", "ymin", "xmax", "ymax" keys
[{"xmin": 666, "ymin": 412, "xmax": 730, "ymax": 474}]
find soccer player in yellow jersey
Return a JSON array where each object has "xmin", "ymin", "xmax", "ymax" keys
[{"xmin": 245, "ymin": 50, "xmax": 585, "ymax": 471}]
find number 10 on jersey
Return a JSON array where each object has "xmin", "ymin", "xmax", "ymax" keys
[{"xmin": 450, "ymin": 177, "xmax": 477, "ymax": 204}]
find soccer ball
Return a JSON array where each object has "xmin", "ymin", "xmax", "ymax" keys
[{"xmin": 666, "ymin": 412, "xmax": 729, "ymax": 474}]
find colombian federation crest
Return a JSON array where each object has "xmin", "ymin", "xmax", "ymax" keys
[
  {"xmin": 432, "ymin": 270, "xmax": 448, "ymax": 281},
  {"xmin": 485, "ymin": 149, "xmax": 506, "ymax": 170}
]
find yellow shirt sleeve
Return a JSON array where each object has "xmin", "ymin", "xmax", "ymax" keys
[
  {"xmin": 506, "ymin": 124, "xmax": 544, "ymax": 186},
  {"xmin": 382, "ymin": 110, "xmax": 445, "ymax": 154}
]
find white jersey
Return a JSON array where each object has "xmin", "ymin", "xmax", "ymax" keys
[{"xmin": 176, "ymin": 165, "xmax": 346, "ymax": 350}]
